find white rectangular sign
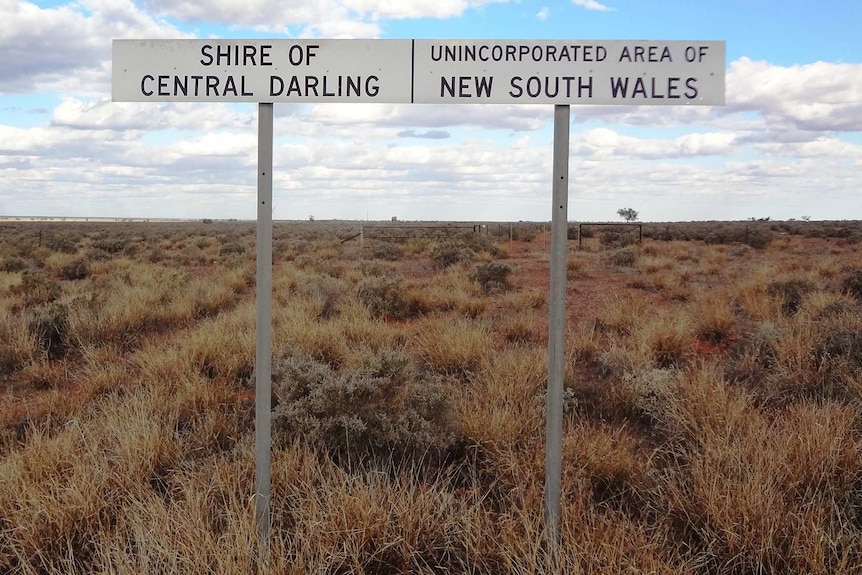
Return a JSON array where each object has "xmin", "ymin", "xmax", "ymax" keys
[
  {"xmin": 413, "ymin": 40, "xmax": 725, "ymax": 105},
  {"xmin": 112, "ymin": 39, "xmax": 725, "ymax": 105},
  {"xmin": 112, "ymin": 39, "xmax": 413, "ymax": 103}
]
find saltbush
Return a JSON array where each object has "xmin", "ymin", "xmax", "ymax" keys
[
  {"xmin": 611, "ymin": 248, "xmax": 637, "ymax": 267},
  {"xmin": 92, "ymin": 237, "xmax": 129, "ymax": 254},
  {"xmin": 59, "ymin": 257, "xmax": 90, "ymax": 280},
  {"xmin": 601, "ymin": 230, "xmax": 638, "ymax": 248},
  {"xmin": 271, "ymin": 350, "xmax": 457, "ymax": 462},
  {"xmin": 356, "ymin": 276, "xmax": 425, "ymax": 320},
  {"xmin": 767, "ymin": 279, "xmax": 813, "ymax": 315},
  {"xmin": 471, "ymin": 262, "xmax": 512, "ymax": 293},
  {"xmin": 841, "ymin": 270, "xmax": 862, "ymax": 300},
  {"xmin": 371, "ymin": 242, "xmax": 403, "ymax": 261},
  {"xmin": 1, "ymin": 256, "xmax": 27, "ymax": 272},
  {"xmin": 14, "ymin": 269, "xmax": 60, "ymax": 307},
  {"xmin": 429, "ymin": 241, "xmax": 476, "ymax": 269},
  {"xmin": 28, "ymin": 302, "xmax": 70, "ymax": 359}
]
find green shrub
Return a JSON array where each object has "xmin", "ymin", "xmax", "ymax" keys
[
  {"xmin": 471, "ymin": 262, "xmax": 512, "ymax": 293},
  {"xmin": 767, "ymin": 279, "xmax": 813, "ymax": 315},
  {"xmin": 814, "ymin": 329, "xmax": 862, "ymax": 370},
  {"xmin": 356, "ymin": 276, "xmax": 425, "ymax": 320},
  {"xmin": 1, "ymin": 256, "xmax": 27, "ymax": 272},
  {"xmin": 742, "ymin": 228, "xmax": 772, "ymax": 250},
  {"xmin": 842, "ymin": 270, "xmax": 862, "ymax": 300},
  {"xmin": 429, "ymin": 241, "xmax": 476, "ymax": 268},
  {"xmin": 463, "ymin": 233, "xmax": 501, "ymax": 257},
  {"xmin": 59, "ymin": 257, "xmax": 90, "ymax": 280},
  {"xmin": 219, "ymin": 241, "xmax": 246, "ymax": 257},
  {"xmin": 271, "ymin": 350, "xmax": 457, "ymax": 462},
  {"xmin": 370, "ymin": 242, "xmax": 403, "ymax": 261},
  {"xmin": 601, "ymin": 230, "xmax": 638, "ymax": 248},
  {"xmin": 92, "ymin": 237, "xmax": 129, "ymax": 254},
  {"xmin": 14, "ymin": 269, "xmax": 60, "ymax": 307},
  {"xmin": 28, "ymin": 303, "xmax": 70, "ymax": 359},
  {"xmin": 611, "ymin": 248, "xmax": 637, "ymax": 267}
]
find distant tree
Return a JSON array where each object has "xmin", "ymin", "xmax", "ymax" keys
[{"xmin": 617, "ymin": 208, "xmax": 639, "ymax": 222}]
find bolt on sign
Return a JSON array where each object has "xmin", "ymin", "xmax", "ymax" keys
[{"xmin": 112, "ymin": 39, "xmax": 725, "ymax": 105}]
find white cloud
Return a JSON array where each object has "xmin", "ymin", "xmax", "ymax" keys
[
  {"xmin": 140, "ymin": 0, "xmax": 517, "ymax": 36},
  {"xmin": 727, "ymin": 57, "xmax": 862, "ymax": 132},
  {"xmin": 571, "ymin": 0, "xmax": 613, "ymax": 12},
  {"xmin": 0, "ymin": 0, "xmax": 185, "ymax": 95},
  {"xmin": 52, "ymin": 98, "xmax": 254, "ymax": 132},
  {"xmin": 537, "ymin": 7, "xmax": 550, "ymax": 20},
  {"xmin": 575, "ymin": 128, "xmax": 737, "ymax": 159}
]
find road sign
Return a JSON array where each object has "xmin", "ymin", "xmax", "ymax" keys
[
  {"xmin": 112, "ymin": 39, "xmax": 725, "ymax": 105},
  {"xmin": 111, "ymin": 35, "xmax": 726, "ymax": 560}
]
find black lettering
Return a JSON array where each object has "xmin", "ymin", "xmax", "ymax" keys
[
  {"xmin": 475, "ymin": 76, "xmax": 493, "ymax": 97},
  {"xmin": 158, "ymin": 75, "xmax": 169, "ymax": 96},
  {"xmin": 619, "ymin": 46, "xmax": 631, "ymax": 62},
  {"xmin": 322, "ymin": 75, "xmax": 335, "ymax": 97},
  {"xmin": 650, "ymin": 77, "xmax": 664, "ymax": 99},
  {"xmin": 445, "ymin": 46, "xmax": 457, "ymax": 61},
  {"xmin": 578, "ymin": 76, "xmax": 593, "ymax": 98},
  {"xmin": 459, "ymin": 76, "xmax": 471, "ymax": 97},
  {"xmin": 610, "ymin": 77, "xmax": 629, "ymax": 97},
  {"xmin": 174, "ymin": 76, "xmax": 187, "ymax": 97},
  {"xmin": 661, "ymin": 46, "xmax": 672, "ymax": 62},
  {"xmin": 366, "ymin": 75, "xmax": 379, "ymax": 97},
  {"xmin": 532, "ymin": 45, "xmax": 543, "ymax": 61},
  {"xmin": 305, "ymin": 75, "xmax": 319, "ymax": 96},
  {"xmin": 224, "ymin": 76, "xmax": 238, "ymax": 97},
  {"xmin": 431, "ymin": 45, "xmax": 442, "ymax": 61},
  {"xmin": 596, "ymin": 46, "xmax": 607, "ymax": 61},
  {"xmin": 260, "ymin": 45, "xmax": 272, "ymax": 66},
  {"xmin": 241, "ymin": 76, "xmax": 252, "ymax": 96},
  {"xmin": 200, "ymin": 45, "xmax": 213, "ymax": 66},
  {"xmin": 216, "ymin": 44, "xmax": 231, "ymax": 66},
  {"xmin": 288, "ymin": 45, "xmax": 304, "ymax": 66},
  {"xmin": 441, "ymin": 76, "xmax": 456, "ymax": 98},
  {"xmin": 191, "ymin": 76, "xmax": 203, "ymax": 96},
  {"xmin": 270, "ymin": 76, "xmax": 284, "ymax": 96},
  {"xmin": 206, "ymin": 76, "xmax": 219, "ymax": 96},
  {"xmin": 141, "ymin": 75, "xmax": 154, "ymax": 96},
  {"xmin": 347, "ymin": 76, "xmax": 361, "ymax": 97},
  {"xmin": 286, "ymin": 76, "xmax": 301, "ymax": 96},
  {"xmin": 509, "ymin": 76, "xmax": 523, "ymax": 98},
  {"xmin": 632, "ymin": 77, "xmax": 647, "ymax": 97},
  {"xmin": 242, "ymin": 46, "xmax": 256, "ymax": 66},
  {"xmin": 667, "ymin": 77, "xmax": 680, "ymax": 99},
  {"xmin": 685, "ymin": 77, "xmax": 698, "ymax": 99}
]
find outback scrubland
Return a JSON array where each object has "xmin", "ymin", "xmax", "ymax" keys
[{"xmin": 1, "ymin": 219, "xmax": 861, "ymax": 574}]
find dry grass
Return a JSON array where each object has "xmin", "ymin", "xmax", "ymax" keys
[{"xmin": 1, "ymin": 221, "xmax": 861, "ymax": 574}]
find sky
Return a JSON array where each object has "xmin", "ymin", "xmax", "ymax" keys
[{"xmin": 1, "ymin": 0, "xmax": 861, "ymax": 223}]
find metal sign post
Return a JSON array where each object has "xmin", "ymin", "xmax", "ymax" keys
[
  {"xmin": 254, "ymin": 102, "xmax": 274, "ymax": 553},
  {"xmin": 544, "ymin": 104, "xmax": 570, "ymax": 549}
]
